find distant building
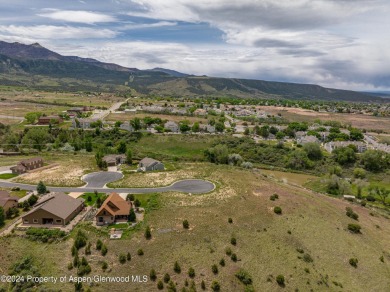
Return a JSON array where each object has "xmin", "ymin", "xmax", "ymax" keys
[
  {"xmin": 324, "ymin": 141, "xmax": 367, "ymax": 153},
  {"xmin": 119, "ymin": 121, "xmax": 134, "ymax": 132},
  {"xmin": 10, "ymin": 157, "xmax": 44, "ymax": 174},
  {"xmin": 22, "ymin": 193, "xmax": 84, "ymax": 226},
  {"xmin": 72, "ymin": 118, "xmax": 98, "ymax": 129},
  {"xmin": 103, "ymin": 154, "xmax": 127, "ymax": 167},
  {"xmin": 298, "ymin": 135, "xmax": 319, "ymax": 145},
  {"xmin": 138, "ymin": 157, "xmax": 164, "ymax": 172},
  {"xmin": 193, "ymin": 109, "xmax": 207, "ymax": 116},
  {"xmin": 164, "ymin": 121, "xmax": 179, "ymax": 133},
  {"xmin": 0, "ymin": 190, "xmax": 19, "ymax": 212},
  {"xmin": 95, "ymin": 193, "xmax": 132, "ymax": 226},
  {"xmin": 38, "ymin": 115, "xmax": 63, "ymax": 125}
]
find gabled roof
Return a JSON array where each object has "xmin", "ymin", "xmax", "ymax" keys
[
  {"xmin": 96, "ymin": 193, "xmax": 131, "ymax": 217},
  {"xmin": 0, "ymin": 190, "xmax": 19, "ymax": 207},
  {"xmin": 139, "ymin": 157, "xmax": 161, "ymax": 167},
  {"xmin": 23, "ymin": 193, "xmax": 84, "ymax": 220},
  {"xmin": 20, "ymin": 157, "xmax": 43, "ymax": 164}
]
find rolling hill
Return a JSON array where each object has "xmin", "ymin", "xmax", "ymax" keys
[{"xmin": 0, "ymin": 41, "xmax": 386, "ymax": 103}]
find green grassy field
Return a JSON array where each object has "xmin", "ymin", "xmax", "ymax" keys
[
  {"xmin": 0, "ymin": 164, "xmax": 389, "ymax": 291},
  {"xmin": 81, "ymin": 192, "xmax": 106, "ymax": 207},
  {"xmin": 0, "ymin": 173, "xmax": 18, "ymax": 179},
  {"xmin": 134, "ymin": 134, "xmax": 216, "ymax": 161}
]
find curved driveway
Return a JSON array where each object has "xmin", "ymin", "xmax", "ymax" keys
[
  {"xmin": 82, "ymin": 171, "xmax": 124, "ymax": 188},
  {"xmin": 0, "ymin": 179, "xmax": 215, "ymax": 194}
]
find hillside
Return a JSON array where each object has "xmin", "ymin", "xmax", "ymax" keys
[
  {"xmin": 0, "ymin": 41, "xmax": 386, "ymax": 103},
  {"xmin": 0, "ymin": 163, "xmax": 389, "ymax": 291}
]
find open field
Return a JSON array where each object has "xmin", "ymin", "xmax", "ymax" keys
[
  {"xmin": 107, "ymin": 112, "xmax": 208, "ymax": 124},
  {"xmin": 9, "ymin": 153, "xmax": 98, "ymax": 187},
  {"xmin": 1, "ymin": 164, "xmax": 389, "ymax": 291},
  {"xmin": 134, "ymin": 134, "xmax": 217, "ymax": 161},
  {"xmin": 0, "ymin": 90, "xmax": 126, "ymax": 108},
  {"xmin": 257, "ymin": 106, "xmax": 390, "ymax": 132},
  {"xmin": 0, "ymin": 100, "xmax": 68, "ymax": 118},
  {"xmin": 259, "ymin": 168, "xmax": 318, "ymax": 186}
]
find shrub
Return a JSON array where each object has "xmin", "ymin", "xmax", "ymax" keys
[
  {"xmin": 231, "ymin": 237, "xmax": 237, "ymax": 245},
  {"xmin": 201, "ymin": 280, "xmax": 206, "ymax": 290},
  {"xmin": 119, "ymin": 254, "xmax": 126, "ymax": 264},
  {"xmin": 174, "ymin": 261, "xmax": 181, "ymax": 273},
  {"xmin": 150, "ymin": 269, "xmax": 157, "ymax": 281},
  {"xmin": 134, "ymin": 199, "xmax": 141, "ymax": 207},
  {"xmin": 101, "ymin": 245, "xmax": 108, "ymax": 256},
  {"xmin": 183, "ymin": 220, "xmax": 189, "ymax": 229},
  {"xmin": 137, "ymin": 249, "xmax": 144, "ymax": 256},
  {"xmin": 211, "ymin": 281, "xmax": 221, "ymax": 291},
  {"xmin": 157, "ymin": 280, "xmax": 164, "ymax": 290},
  {"xmin": 270, "ymin": 194, "xmax": 279, "ymax": 201},
  {"xmin": 85, "ymin": 242, "xmax": 91, "ymax": 255},
  {"xmin": 348, "ymin": 223, "xmax": 362, "ymax": 234},
  {"xmin": 276, "ymin": 275, "xmax": 285, "ymax": 286},
  {"xmin": 145, "ymin": 226, "xmax": 152, "ymax": 239},
  {"xmin": 96, "ymin": 239, "xmax": 103, "ymax": 250},
  {"xmin": 163, "ymin": 273, "xmax": 170, "ymax": 283},
  {"xmin": 212, "ymin": 264, "xmax": 218, "ymax": 275},
  {"xmin": 188, "ymin": 267, "xmax": 195, "ymax": 278},
  {"xmin": 303, "ymin": 253, "xmax": 313, "ymax": 263},
  {"xmin": 126, "ymin": 194, "xmax": 135, "ymax": 201},
  {"xmin": 274, "ymin": 206, "xmax": 282, "ymax": 214},
  {"xmin": 345, "ymin": 207, "xmax": 359, "ymax": 220},
  {"xmin": 228, "ymin": 217, "xmax": 233, "ymax": 223},
  {"xmin": 167, "ymin": 280, "xmax": 176, "ymax": 291},
  {"xmin": 67, "ymin": 262, "xmax": 73, "ymax": 270},
  {"xmin": 235, "ymin": 269, "xmax": 253, "ymax": 285},
  {"xmin": 349, "ymin": 258, "xmax": 358, "ymax": 268},
  {"xmin": 225, "ymin": 247, "xmax": 232, "ymax": 256},
  {"xmin": 219, "ymin": 258, "xmax": 225, "ymax": 267},
  {"xmin": 127, "ymin": 252, "xmax": 131, "ymax": 261},
  {"xmin": 231, "ymin": 253, "xmax": 237, "ymax": 262},
  {"xmin": 101, "ymin": 261, "xmax": 108, "ymax": 271}
]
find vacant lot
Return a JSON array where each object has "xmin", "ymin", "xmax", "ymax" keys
[
  {"xmin": 11, "ymin": 153, "xmax": 98, "ymax": 187},
  {"xmin": 134, "ymin": 134, "xmax": 217, "ymax": 161},
  {"xmin": 1, "ymin": 164, "xmax": 389, "ymax": 291}
]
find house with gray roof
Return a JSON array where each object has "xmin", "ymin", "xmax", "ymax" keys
[
  {"xmin": 164, "ymin": 121, "xmax": 179, "ymax": 133},
  {"xmin": 138, "ymin": 157, "xmax": 164, "ymax": 172},
  {"xmin": 22, "ymin": 193, "xmax": 84, "ymax": 226}
]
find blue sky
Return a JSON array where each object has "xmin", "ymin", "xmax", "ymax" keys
[{"xmin": 0, "ymin": 0, "xmax": 389, "ymax": 90}]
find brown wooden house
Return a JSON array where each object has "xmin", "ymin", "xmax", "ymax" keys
[
  {"xmin": 0, "ymin": 190, "xmax": 18, "ymax": 212},
  {"xmin": 95, "ymin": 193, "xmax": 132, "ymax": 226},
  {"xmin": 10, "ymin": 157, "xmax": 44, "ymax": 174},
  {"xmin": 22, "ymin": 193, "xmax": 84, "ymax": 226}
]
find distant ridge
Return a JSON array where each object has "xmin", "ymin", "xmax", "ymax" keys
[{"xmin": 0, "ymin": 40, "xmax": 386, "ymax": 103}]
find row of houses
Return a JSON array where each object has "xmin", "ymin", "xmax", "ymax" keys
[{"xmin": 18, "ymin": 191, "xmax": 134, "ymax": 227}]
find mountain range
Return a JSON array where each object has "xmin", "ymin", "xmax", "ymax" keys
[{"xmin": 0, "ymin": 41, "xmax": 386, "ymax": 103}]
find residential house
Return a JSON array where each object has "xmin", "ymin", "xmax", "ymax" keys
[
  {"xmin": 193, "ymin": 109, "xmax": 207, "ymax": 116},
  {"xmin": 297, "ymin": 135, "xmax": 319, "ymax": 145},
  {"xmin": 72, "ymin": 118, "xmax": 98, "ymax": 129},
  {"xmin": 295, "ymin": 131, "xmax": 307, "ymax": 140},
  {"xmin": 10, "ymin": 157, "xmax": 44, "ymax": 174},
  {"xmin": 22, "ymin": 193, "xmax": 84, "ymax": 226},
  {"xmin": 138, "ymin": 157, "xmax": 164, "ymax": 172},
  {"xmin": 324, "ymin": 141, "xmax": 367, "ymax": 153},
  {"xmin": 38, "ymin": 115, "xmax": 63, "ymax": 125},
  {"xmin": 95, "ymin": 193, "xmax": 132, "ymax": 226},
  {"xmin": 164, "ymin": 121, "xmax": 179, "ymax": 133},
  {"xmin": 103, "ymin": 154, "xmax": 127, "ymax": 167},
  {"xmin": 0, "ymin": 190, "xmax": 18, "ymax": 212},
  {"xmin": 119, "ymin": 121, "xmax": 134, "ymax": 132}
]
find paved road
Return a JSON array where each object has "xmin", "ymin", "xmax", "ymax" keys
[
  {"xmin": 0, "ymin": 179, "xmax": 215, "ymax": 194},
  {"xmin": 82, "ymin": 171, "xmax": 124, "ymax": 188},
  {"xmin": 90, "ymin": 98, "xmax": 129, "ymax": 120}
]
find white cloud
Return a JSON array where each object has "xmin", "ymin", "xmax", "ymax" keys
[
  {"xmin": 37, "ymin": 9, "xmax": 117, "ymax": 24},
  {"xmin": 119, "ymin": 21, "xmax": 177, "ymax": 30},
  {"xmin": 0, "ymin": 25, "xmax": 117, "ymax": 39}
]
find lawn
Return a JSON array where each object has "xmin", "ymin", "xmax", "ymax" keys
[
  {"xmin": 81, "ymin": 192, "xmax": 107, "ymax": 207},
  {"xmin": 0, "ymin": 173, "xmax": 18, "ymax": 179}
]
